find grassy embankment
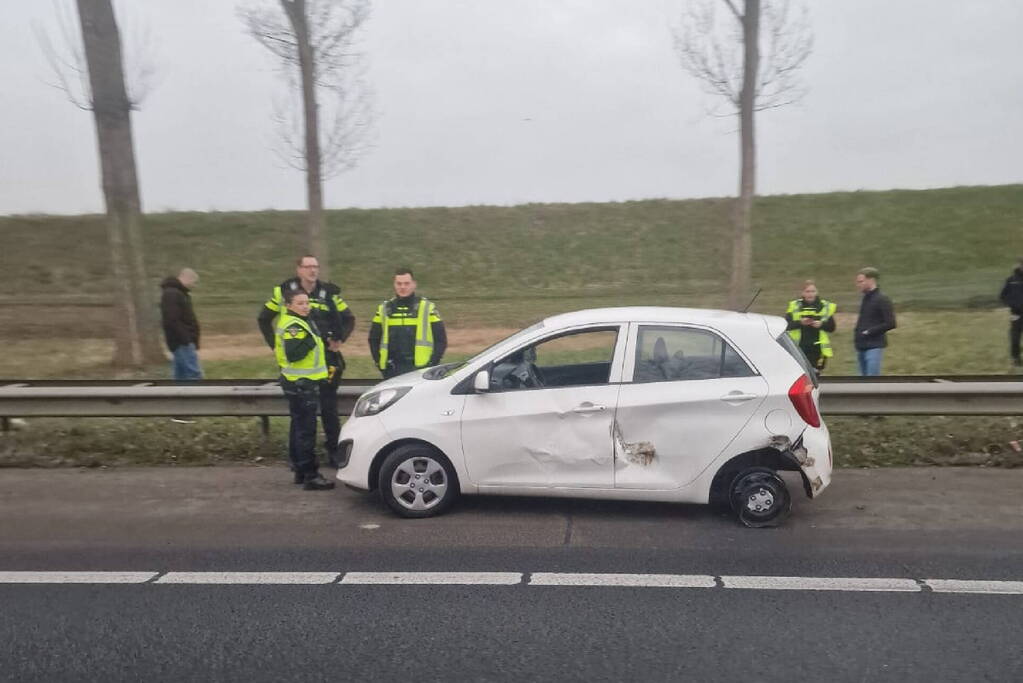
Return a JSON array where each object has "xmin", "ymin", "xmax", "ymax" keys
[{"xmin": 1, "ymin": 184, "xmax": 1021, "ymax": 469}]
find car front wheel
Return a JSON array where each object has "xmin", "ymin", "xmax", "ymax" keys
[
  {"xmin": 378, "ymin": 445, "xmax": 459, "ymax": 518},
  {"xmin": 729, "ymin": 467, "xmax": 791, "ymax": 528}
]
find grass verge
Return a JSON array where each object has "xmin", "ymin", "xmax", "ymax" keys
[{"xmin": 3, "ymin": 415, "xmax": 1021, "ymax": 470}]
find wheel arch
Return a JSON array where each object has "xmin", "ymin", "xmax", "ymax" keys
[
  {"xmin": 368, "ymin": 438, "xmax": 460, "ymax": 492},
  {"xmin": 709, "ymin": 447, "xmax": 808, "ymax": 507}
]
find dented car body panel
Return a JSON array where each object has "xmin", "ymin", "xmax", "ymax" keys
[{"xmin": 336, "ymin": 306, "xmax": 833, "ymax": 517}]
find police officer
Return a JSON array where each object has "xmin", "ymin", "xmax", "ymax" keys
[
  {"xmin": 275, "ymin": 288, "xmax": 335, "ymax": 490},
  {"xmin": 258, "ymin": 255, "xmax": 355, "ymax": 466},
  {"xmin": 368, "ymin": 267, "xmax": 448, "ymax": 378},
  {"xmin": 785, "ymin": 280, "xmax": 837, "ymax": 373}
]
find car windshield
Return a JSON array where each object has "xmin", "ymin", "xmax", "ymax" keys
[{"xmin": 422, "ymin": 321, "xmax": 545, "ymax": 379}]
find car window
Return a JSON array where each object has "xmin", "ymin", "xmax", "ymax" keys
[
  {"xmin": 775, "ymin": 332, "xmax": 818, "ymax": 387},
  {"xmin": 632, "ymin": 325, "xmax": 755, "ymax": 382},
  {"xmin": 490, "ymin": 327, "xmax": 618, "ymax": 391}
]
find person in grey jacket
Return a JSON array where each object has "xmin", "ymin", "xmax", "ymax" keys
[{"xmin": 853, "ymin": 267, "xmax": 896, "ymax": 376}]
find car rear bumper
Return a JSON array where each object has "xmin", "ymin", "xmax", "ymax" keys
[{"xmin": 793, "ymin": 423, "xmax": 833, "ymax": 497}]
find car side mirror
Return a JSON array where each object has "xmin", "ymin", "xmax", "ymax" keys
[{"xmin": 473, "ymin": 369, "xmax": 491, "ymax": 393}]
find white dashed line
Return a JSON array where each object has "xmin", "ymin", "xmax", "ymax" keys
[
  {"xmin": 721, "ymin": 576, "xmax": 920, "ymax": 592},
  {"xmin": 1, "ymin": 572, "xmax": 1021, "ymax": 594},
  {"xmin": 156, "ymin": 572, "xmax": 339, "ymax": 585},
  {"xmin": 924, "ymin": 579, "xmax": 1023, "ymax": 595},
  {"xmin": 340, "ymin": 572, "xmax": 522, "ymax": 585},
  {"xmin": 0, "ymin": 572, "xmax": 157, "ymax": 584},
  {"xmin": 530, "ymin": 573, "xmax": 716, "ymax": 588}
]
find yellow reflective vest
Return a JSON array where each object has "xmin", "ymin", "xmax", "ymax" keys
[
  {"xmin": 374, "ymin": 297, "xmax": 438, "ymax": 370},
  {"xmin": 786, "ymin": 298, "xmax": 836, "ymax": 358},
  {"xmin": 275, "ymin": 312, "xmax": 328, "ymax": 381}
]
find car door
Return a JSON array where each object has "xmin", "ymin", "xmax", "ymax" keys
[
  {"xmin": 460, "ymin": 325, "xmax": 625, "ymax": 489},
  {"xmin": 613, "ymin": 323, "xmax": 767, "ymax": 490}
]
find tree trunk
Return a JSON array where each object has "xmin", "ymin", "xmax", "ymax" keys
[
  {"xmin": 77, "ymin": 0, "xmax": 163, "ymax": 366},
  {"xmin": 282, "ymin": 0, "xmax": 329, "ymax": 277},
  {"xmin": 727, "ymin": 0, "xmax": 760, "ymax": 310}
]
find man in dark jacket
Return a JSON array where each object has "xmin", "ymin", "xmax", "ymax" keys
[
  {"xmin": 999, "ymin": 258, "xmax": 1023, "ymax": 369},
  {"xmin": 853, "ymin": 267, "xmax": 896, "ymax": 376},
  {"xmin": 160, "ymin": 268, "xmax": 202, "ymax": 381}
]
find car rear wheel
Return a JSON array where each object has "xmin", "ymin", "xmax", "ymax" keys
[
  {"xmin": 378, "ymin": 445, "xmax": 458, "ymax": 518},
  {"xmin": 729, "ymin": 467, "xmax": 791, "ymax": 528}
]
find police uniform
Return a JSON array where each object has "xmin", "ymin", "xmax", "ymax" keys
[
  {"xmin": 258, "ymin": 278, "xmax": 355, "ymax": 463},
  {"xmin": 785, "ymin": 297, "xmax": 837, "ymax": 372},
  {"xmin": 274, "ymin": 309, "xmax": 333, "ymax": 489},
  {"xmin": 368, "ymin": 294, "xmax": 447, "ymax": 378}
]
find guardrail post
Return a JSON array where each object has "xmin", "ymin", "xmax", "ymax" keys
[{"xmin": 260, "ymin": 416, "xmax": 270, "ymax": 440}]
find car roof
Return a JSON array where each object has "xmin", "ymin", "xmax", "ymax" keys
[{"xmin": 542, "ymin": 306, "xmax": 785, "ymax": 335}]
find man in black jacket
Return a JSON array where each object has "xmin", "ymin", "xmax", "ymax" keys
[
  {"xmin": 1000, "ymin": 258, "xmax": 1023, "ymax": 369},
  {"xmin": 853, "ymin": 267, "xmax": 897, "ymax": 376},
  {"xmin": 160, "ymin": 268, "xmax": 202, "ymax": 381}
]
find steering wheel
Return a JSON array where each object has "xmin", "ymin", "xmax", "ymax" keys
[{"xmin": 523, "ymin": 361, "xmax": 545, "ymax": 388}]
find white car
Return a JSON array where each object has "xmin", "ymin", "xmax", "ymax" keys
[{"xmin": 336, "ymin": 307, "xmax": 832, "ymax": 527}]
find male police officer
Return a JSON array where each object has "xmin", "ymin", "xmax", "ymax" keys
[
  {"xmin": 275, "ymin": 288, "xmax": 334, "ymax": 490},
  {"xmin": 258, "ymin": 255, "xmax": 355, "ymax": 466},
  {"xmin": 368, "ymin": 267, "xmax": 448, "ymax": 378}
]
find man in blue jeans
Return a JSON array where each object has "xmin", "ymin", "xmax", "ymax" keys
[
  {"xmin": 160, "ymin": 268, "xmax": 203, "ymax": 385},
  {"xmin": 853, "ymin": 267, "xmax": 897, "ymax": 376}
]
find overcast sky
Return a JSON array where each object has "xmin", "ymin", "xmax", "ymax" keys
[{"xmin": 0, "ymin": 0, "xmax": 1020, "ymax": 215}]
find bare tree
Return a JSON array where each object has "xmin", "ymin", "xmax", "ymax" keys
[
  {"xmin": 674, "ymin": 0, "xmax": 812, "ymax": 309},
  {"xmin": 240, "ymin": 0, "xmax": 375, "ymax": 277},
  {"xmin": 37, "ymin": 0, "xmax": 163, "ymax": 367}
]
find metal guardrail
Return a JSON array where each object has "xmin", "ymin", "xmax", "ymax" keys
[{"xmin": 0, "ymin": 376, "xmax": 1019, "ymax": 419}]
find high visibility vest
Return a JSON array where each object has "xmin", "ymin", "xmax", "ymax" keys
[
  {"xmin": 786, "ymin": 298, "xmax": 836, "ymax": 358},
  {"xmin": 275, "ymin": 313, "xmax": 328, "ymax": 381},
  {"xmin": 376, "ymin": 297, "xmax": 436, "ymax": 370}
]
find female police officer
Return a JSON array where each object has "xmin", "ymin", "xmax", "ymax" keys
[
  {"xmin": 784, "ymin": 280, "xmax": 837, "ymax": 374},
  {"xmin": 276, "ymin": 289, "xmax": 335, "ymax": 490}
]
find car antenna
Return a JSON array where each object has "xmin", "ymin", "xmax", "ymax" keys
[{"xmin": 741, "ymin": 288, "xmax": 762, "ymax": 313}]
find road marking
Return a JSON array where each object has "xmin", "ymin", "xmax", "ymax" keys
[
  {"xmin": 0, "ymin": 572, "xmax": 157, "ymax": 584},
  {"xmin": 341, "ymin": 572, "xmax": 522, "ymax": 585},
  {"xmin": 721, "ymin": 576, "xmax": 920, "ymax": 592},
  {"xmin": 530, "ymin": 573, "xmax": 716, "ymax": 588},
  {"xmin": 1, "ymin": 572, "xmax": 1021, "ymax": 594},
  {"xmin": 924, "ymin": 579, "xmax": 1023, "ymax": 595},
  {"xmin": 156, "ymin": 572, "xmax": 339, "ymax": 585}
]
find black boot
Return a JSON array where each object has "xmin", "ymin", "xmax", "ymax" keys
[
  {"xmin": 303, "ymin": 473, "xmax": 336, "ymax": 491},
  {"xmin": 326, "ymin": 449, "xmax": 340, "ymax": 468}
]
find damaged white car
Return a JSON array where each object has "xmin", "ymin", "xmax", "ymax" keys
[{"xmin": 336, "ymin": 307, "xmax": 832, "ymax": 527}]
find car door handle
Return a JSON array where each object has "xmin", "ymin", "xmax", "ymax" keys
[
  {"xmin": 572, "ymin": 403, "xmax": 607, "ymax": 413},
  {"xmin": 720, "ymin": 392, "xmax": 759, "ymax": 403}
]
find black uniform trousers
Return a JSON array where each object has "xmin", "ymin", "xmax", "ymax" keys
[
  {"xmin": 1011, "ymin": 315, "xmax": 1022, "ymax": 363},
  {"xmin": 382, "ymin": 362, "xmax": 418, "ymax": 380},
  {"xmin": 802, "ymin": 347, "xmax": 827, "ymax": 372},
  {"xmin": 319, "ymin": 351, "xmax": 345, "ymax": 455},
  {"xmin": 282, "ymin": 378, "xmax": 321, "ymax": 478}
]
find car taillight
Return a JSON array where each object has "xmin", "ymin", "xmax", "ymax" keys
[{"xmin": 788, "ymin": 374, "xmax": 821, "ymax": 428}]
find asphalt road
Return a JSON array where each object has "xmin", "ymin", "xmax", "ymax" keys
[{"xmin": 1, "ymin": 466, "xmax": 1022, "ymax": 682}]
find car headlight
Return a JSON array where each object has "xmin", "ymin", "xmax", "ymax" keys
[{"xmin": 353, "ymin": 387, "xmax": 411, "ymax": 417}]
